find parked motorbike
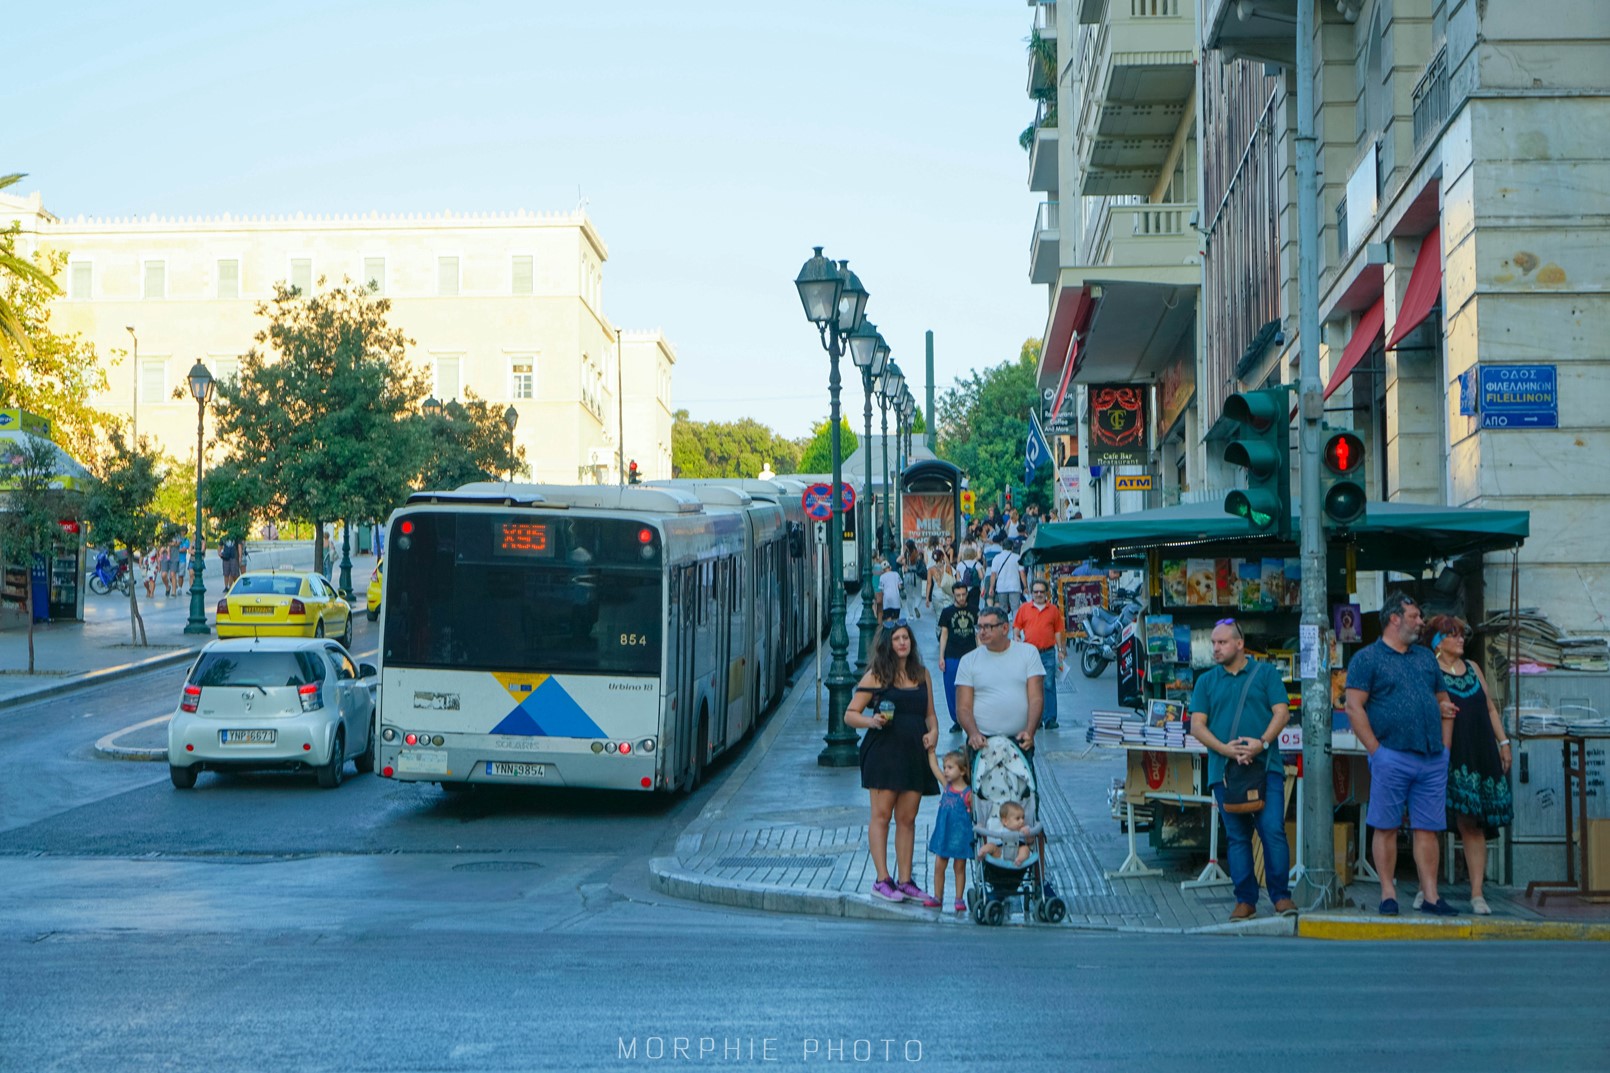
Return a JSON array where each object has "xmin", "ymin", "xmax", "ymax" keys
[
  {"xmin": 1071, "ymin": 587, "xmax": 1144, "ymax": 677},
  {"xmin": 87, "ymin": 549, "xmax": 132, "ymax": 596}
]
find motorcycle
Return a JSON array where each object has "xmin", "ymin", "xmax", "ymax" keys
[
  {"xmin": 87, "ymin": 549, "xmax": 132, "ymax": 596},
  {"xmin": 1071, "ymin": 587, "xmax": 1143, "ymax": 678}
]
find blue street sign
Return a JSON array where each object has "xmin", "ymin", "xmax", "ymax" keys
[{"xmin": 1479, "ymin": 364, "xmax": 1557, "ymax": 429}]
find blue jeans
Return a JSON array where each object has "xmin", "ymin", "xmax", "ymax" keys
[
  {"xmin": 943, "ymin": 658, "xmax": 961, "ymax": 725},
  {"xmin": 1038, "ymin": 648, "xmax": 1059, "ymax": 727},
  {"xmin": 1213, "ymin": 769, "xmax": 1290, "ymax": 906}
]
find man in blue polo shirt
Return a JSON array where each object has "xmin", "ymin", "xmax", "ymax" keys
[
  {"xmin": 1345, "ymin": 591, "xmax": 1457, "ymax": 916},
  {"xmin": 1190, "ymin": 617, "xmax": 1294, "ymax": 921}
]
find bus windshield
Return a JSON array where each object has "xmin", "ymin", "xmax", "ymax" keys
[{"xmin": 382, "ymin": 511, "xmax": 663, "ymax": 675}]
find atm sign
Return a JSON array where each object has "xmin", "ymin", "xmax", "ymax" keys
[{"xmin": 1115, "ymin": 475, "xmax": 1153, "ymax": 492}]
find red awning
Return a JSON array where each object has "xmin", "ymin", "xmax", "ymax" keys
[
  {"xmin": 1387, "ymin": 224, "xmax": 1443, "ymax": 349},
  {"xmin": 1043, "ymin": 284, "xmax": 1095, "ymax": 417},
  {"xmin": 1323, "ymin": 297, "xmax": 1384, "ymax": 400}
]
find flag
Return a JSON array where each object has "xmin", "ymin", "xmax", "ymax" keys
[{"xmin": 1025, "ymin": 410, "xmax": 1053, "ymax": 488}]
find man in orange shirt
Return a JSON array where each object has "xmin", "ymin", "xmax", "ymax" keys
[{"xmin": 1012, "ymin": 581, "xmax": 1065, "ymax": 730}]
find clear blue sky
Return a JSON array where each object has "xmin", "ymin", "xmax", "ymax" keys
[{"xmin": 11, "ymin": 0, "xmax": 1045, "ymax": 440}]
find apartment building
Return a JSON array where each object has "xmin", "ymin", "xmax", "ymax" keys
[
  {"xmin": 619, "ymin": 329, "xmax": 677, "ymax": 482},
  {"xmin": 1027, "ymin": 0, "xmax": 1203, "ymax": 519},
  {"xmin": 0, "ymin": 190, "xmax": 674, "ymax": 486}
]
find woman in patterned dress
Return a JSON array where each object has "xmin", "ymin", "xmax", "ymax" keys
[{"xmin": 1428, "ymin": 614, "xmax": 1513, "ymax": 915}]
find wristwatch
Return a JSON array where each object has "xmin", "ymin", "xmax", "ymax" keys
[{"xmin": 1498, "ymin": 739, "xmax": 1512, "ymax": 748}]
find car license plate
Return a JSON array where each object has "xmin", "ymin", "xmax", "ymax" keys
[
  {"xmin": 221, "ymin": 729, "xmax": 275, "ymax": 744},
  {"xmin": 241, "ymin": 606, "xmax": 273, "ymax": 615},
  {"xmin": 487, "ymin": 761, "xmax": 546, "ymax": 778}
]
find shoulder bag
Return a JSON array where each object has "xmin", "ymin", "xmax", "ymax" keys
[{"xmin": 1220, "ymin": 664, "xmax": 1271, "ymax": 814}]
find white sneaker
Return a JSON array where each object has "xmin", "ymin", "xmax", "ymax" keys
[
  {"xmin": 1471, "ymin": 895, "xmax": 1491, "ymax": 915},
  {"xmin": 1412, "ymin": 891, "xmax": 1425, "ymax": 910}
]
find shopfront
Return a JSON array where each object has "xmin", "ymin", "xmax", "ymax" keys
[{"xmin": 0, "ymin": 413, "xmax": 89, "ymax": 626}]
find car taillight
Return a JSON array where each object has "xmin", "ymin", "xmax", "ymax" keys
[
  {"xmin": 216, "ymin": 599, "xmax": 228, "ymax": 615},
  {"xmin": 288, "ymin": 598, "xmax": 306, "ymax": 615},
  {"xmin": 181, "ymin": 685, "xmax": 201, "ymax": 713},
  {"xmin": 298, "ymin": 683, "xmax": 323, "ymax": 712}
]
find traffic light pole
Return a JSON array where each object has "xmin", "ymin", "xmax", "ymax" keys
[{"xmin": 1294, "ymin": 0, "xmax": 1337, "ymax": 910}]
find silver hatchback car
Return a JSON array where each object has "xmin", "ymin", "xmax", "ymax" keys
[{"xmin": 168, "ymin": 637, "xmax": 377, "ymax": 789}]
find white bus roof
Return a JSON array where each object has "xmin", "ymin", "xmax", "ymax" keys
[{"xmin": 408, "ymin": 482, "xmax": 704, "ymax": 514}]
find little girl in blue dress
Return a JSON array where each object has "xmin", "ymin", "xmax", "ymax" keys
[{"xmin": 927, "ymin": 748, "xmax": 974, "ymax": 912}]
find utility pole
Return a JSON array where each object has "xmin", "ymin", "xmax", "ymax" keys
[
  {"xmin": 925, "ymin": 330, "xmax": 936, "ymax": 452},
  {"xmin": 1294, "ymin": 0, "xmax": 1337, "ymax": 909},
  {"xmin": 615, "ymin": 328, "xmax": 625, "ymax": 485}
]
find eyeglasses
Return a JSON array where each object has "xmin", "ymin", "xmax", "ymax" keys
[
  {"xmin": 1031, "ymin": 589, "xmax": 1048, "ymax": 596},
  {"xmin": 977, "ymin": 620, "xmax": 1005, "ymax": 630}
]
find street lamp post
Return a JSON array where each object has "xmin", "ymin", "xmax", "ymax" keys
[
  {"xmin": 503, "ymin": 403, "xmax": 519, "ymax": 481},
  {"xmin": 881, "ymin": 363, "xmax": 905, "ymax": 556},
  {"xmin": 125, "ymin": 326, "xmax": 138, "ymax": 443},
  {"xmin": 794, "ymin": 247, "xmax": 868, "ymax": 768},
  {"xmin": 183, "ymin": 360, "xmax": 214, "ymax": 635},
  {"xmin": 847, "ymin": 318, "xmax": 884, "ymax": 671},
  {"xmin": 896, "ymin": 389, "xmax": 914, "ymax": 550},
  {"xmin": 615, "ymin": 327, "xmax": 625, "ymax": 485},
  {"xmin": 876, "ymin": 366, "xmax": 893, "ymax": 558}
]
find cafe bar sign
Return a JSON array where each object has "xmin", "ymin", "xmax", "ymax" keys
[{"xmin": 1089, "ymin": 384, "xmax": 1147, "ymax": 467}]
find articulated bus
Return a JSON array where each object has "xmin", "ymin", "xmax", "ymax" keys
[{"xmin": 376, "ymin": 481, "xmax": 817, "ymax": 793}]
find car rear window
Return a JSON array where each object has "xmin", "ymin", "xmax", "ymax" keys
[
  {"xmin": 190, "ymin": 651, "xmax": 324, "ymax": 688},
  {"xmin": 232, "ymin": 575, "xmax": 304, "ymax": 596}
]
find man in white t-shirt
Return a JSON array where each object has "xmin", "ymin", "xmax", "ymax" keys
[
  {"xmin": 876, "ymin": 558, "xmax": 903, "ymax": 623},
  {"xmin": 988, "ymin": 540, "xmax": 1025, "ymax": 614},
  {"xmin": 955, "ymin": 604, "xmax": 1044, "ymax": 756}
]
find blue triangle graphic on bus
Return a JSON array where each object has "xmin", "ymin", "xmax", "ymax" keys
[
  {"xmin": 489, "ymin": 706, "xmax": 540, "ymax": 736},
  {"xmin": 487, "ymin": 679, "xmax": 606, "ymax": 739}
]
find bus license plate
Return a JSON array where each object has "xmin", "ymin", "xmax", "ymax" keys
[
  {"xmin": 221, "ymin": 730, "xmax": 275, "ymax": 744},
  {"xmin": 487, "ymin": 761, "xmax": 546, "ymax": 779}
]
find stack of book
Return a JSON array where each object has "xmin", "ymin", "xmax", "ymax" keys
[
  {"xmin": 1560, "ymin": 636, "xmax": 1610, "ymax": 672},
  {"xmin": 1090, "ymin": 710, "xmax": 1127, "ymax": 746}
]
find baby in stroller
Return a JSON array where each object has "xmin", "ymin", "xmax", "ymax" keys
[{"xmin": 965, "ymin": 735, "xmax": 1068, "ymax": 926}]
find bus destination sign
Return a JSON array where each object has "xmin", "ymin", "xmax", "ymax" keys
[{"xmin": 497, "ymin": 521, "xmax": 553, "ymax": 557}]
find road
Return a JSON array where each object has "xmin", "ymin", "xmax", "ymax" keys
[{"xmin": 3, "ymin": 617, "xmax": 1609, "ymax": 1073}]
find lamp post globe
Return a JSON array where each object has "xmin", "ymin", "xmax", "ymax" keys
[
  {"xmin": 794, "ymin": 248, "xmax": 843, "ymax": 327},
  {"xmin": 183, "ymin": 360, "xmax": 214, "ymax": 635},
  {"xmin": 422, "ymin": 395, "xmax": 443, "ymax": 419},
  {"xmin": 835, "ymin": 262, "xmax": 870, "ymax": 336}
]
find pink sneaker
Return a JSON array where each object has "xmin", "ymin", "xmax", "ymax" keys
[
  {"xmin": 897, "ymin": 880, "xmax": 938, "ymax": 906},
  {"xmin": 954, "ymin": 898, "xmax": 966, "ymax": 913},
  {"xmin": 871, "ymin": 878, "xmax": 904, "ymax": 902}
]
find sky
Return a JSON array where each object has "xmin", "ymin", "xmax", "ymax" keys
[{"xmin": 10, "ymin": 0, "xmax": 1046, "ymax": 440}]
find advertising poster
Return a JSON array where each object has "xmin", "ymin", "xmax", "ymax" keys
[
  {"xmin": 1089, "ymin": 384, "xmax": 1147, "ymax": 467},
  {"xmin": 901, "ymin": 493, "xmax": 954, "ymax": 545}
]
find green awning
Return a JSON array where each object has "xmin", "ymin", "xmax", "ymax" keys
[{"xmin": 1023, "ymin": 499, "xmax": 1528, "ymax": 573}]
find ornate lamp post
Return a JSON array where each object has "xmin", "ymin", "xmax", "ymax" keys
[
  {"xmin": 794, "ymin": 247, "xmax": 868, "ymax": 768},
  {"xmin": 880, "ymin": 363, "xmax": 905, "ymax": 557},
  {"xmin": 847, "ymin": 318, "xmax": 885, "ymax": 670},
  {"xmin": 503, "ymin": 403, "xmax": 519, "ymax": 481},
  {"xmin": 896, "ymin": 388, "xmax": 914, "ymax": 551},
  {"xmin": 183, "ymin": 360, "xmax": 214, "ymax": 635}
]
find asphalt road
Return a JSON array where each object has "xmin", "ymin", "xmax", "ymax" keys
[{"xmin": 3, "ymin": 618, "xmax": 1610, "ymax": 1073}]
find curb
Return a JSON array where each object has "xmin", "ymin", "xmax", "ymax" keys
[
  {"xmin": 1297, "ymin": 912, "xmax": 1610, "ymax": 942},
  {"xmin": 0, "ymin": 646, "xmax": 201, "ymax": 713},
  {"xmin": 94, "ymin": 714, "xmax": 172, "ymax": 762}
]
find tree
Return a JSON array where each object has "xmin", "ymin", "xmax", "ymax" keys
[
  {"xmin": 911, "ymin": 405, "xmax": 928, "ymax": 436},
  {"xmin": 417, "ymin": 390, "xmax": 530, "ymax": 490},
  {"xmin": 82, "ymin": 434, "xmax": 166, "ymax": 645},
  {"xmin": 795, "ymin": 417, "xmax": 860, "ymax": 475},
  {"xmin": 0, "ymin": 434, "xmax": 72, "ymax": 671},
  {"xmin": 936, "ymin": 338, "xmax": 1051, "ymax": 513},
  {"xmin": 210, "ymin": 279, "xmax": 429, "ymax": 574},
  {"xmin": 0, "ymin": 219, "xmax": 113, "ymax": 461},
  {"xmin": 671, "ymin": 410, "xmax": 801, "ymax": 478}
]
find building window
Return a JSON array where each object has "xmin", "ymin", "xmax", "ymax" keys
[
  {"xmin": 212, "ymin": 357, "xmax": 240, "ymax": 384},
  {"xmin": 68, "ymin": 261, "xmax": 92, "ymax": 300},
  {"xmin": 290, "ymin": 258, "xmax": 312, "ymax": 295},
  {"xmin": 434, "ymin": 355, "xmax": 462, "ymax": 402},
  {"xmin": 512, "ymin": 255, "xmax": 534, "ymax": 295},
  {"xmin": 140, "ymin": 359, "xmax": 167, "ymax": 404},
  {"xmin": 438, "ymin": 256, "xmax": 460, "ymax": 296},
  {"xmin": 363, "ymin": 257, "xmax": 385, "ymax": 295},
  {"xmin": 510, "ymin": 357, "xmax": 534, "ymax": 399},
  {"xmin": 143, "ymin": 260, "xmax": 166, "ymax": 300},
  {"xmin": 217, "ymin": 259, "xmax": 240, "ymax": 300}
]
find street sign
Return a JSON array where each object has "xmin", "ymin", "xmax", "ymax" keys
[
  {"xmin": 1114, "ymin": 474, "xmax": 1153, "ymax": 492},
  {"xmin": 1479, "ymin": 364, "xmax": 1557, "ymax": 429},
  {"xmin": 801, "ymin": 483, "xmax": 834, "ymax": 521},
  {"xmin": 814, "ymin": 521, "xmax": 827, "ymax": 544},
  {"xmin": 838, "ymin": 483, "xmax": 856, "ymax": 513}
]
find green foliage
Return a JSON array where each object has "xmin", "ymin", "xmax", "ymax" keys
[
  {"xmin": 82, "ymin": 433, "xmax": 166, "ymax": 644},
  {"xmin": 418, "ymin": 390, "xmax": 530, "ymax": 490},
  {"xmin": 911, "ymin": 405, "xmax": 927, "ymax": 436},
  {"xmin": 209, "ymin": 279, "xmax": 430, "ymax": 567},
  {"xmin": 1019, "ymin": 30, "xmax": 1058, "ymax": 151},
  {"xmin": 153, "ymin": 462, "xmax": 196, "ymax": 532},
  {"xmin": 198, "ymin": 458, "xmax": 264, "ymax": 544},
  {"xmin": 936, "ymin": 338, "xmax": 1051, "ymax": 512},
  {"xmin": 671, "ymin": 410, "xmax": 801, "ymax": 479},
  {"xmin": 0, "ymin": 434, "xmax": 73, "ymax": 670},
  {"xmin": 796, "ymin": 417, "xmax": 859, "ymax": 475},
  {"xmin": 0, "ymin": 223, "xmax": 113, "ymax": 461}
]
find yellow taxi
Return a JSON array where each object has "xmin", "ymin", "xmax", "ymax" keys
[
  {"xmin": 365, "ymin": 557, "xmax": 383, "ymax": 622},
  {"xmin": 216, "ymin": 571, "xmax": 353, "ymax": 647}
]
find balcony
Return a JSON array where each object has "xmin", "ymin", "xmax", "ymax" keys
[
  {"xmin": 1075, "ymin": 0, "xmax": 1195, "ymax": 196},
  {"xmin": 1080, "ymin": 198, "xmax": 1198, "ymax": 277},
  {"xmin": 1412, "ymin": 47, "xmax": 1450, "ymax": 155},
  {"xmin": 1028, "ymin": 120, "xmax": 1059, "ymax": 193},
  {"xmin": 1027, "ymin": 5, "xmax": 1058, "ymax": 96},
  {"xmin": 1030, "ymin": 200, "xmax": 1061, "ymax": 286},
  {"xmin": 1202, "ymin": 0, "xmax": 1295, "ymax": 66}
]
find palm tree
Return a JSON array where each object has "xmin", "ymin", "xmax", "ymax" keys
[{"xmin": 0, "ymin": 173, "xmax": 60, "ymax": 379}]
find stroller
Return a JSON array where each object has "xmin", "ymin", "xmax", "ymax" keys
[{"xmin": 964, "ymin": 736, "xmax": 1068, "ymax": 926}]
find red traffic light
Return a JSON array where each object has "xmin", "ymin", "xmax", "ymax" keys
[{"xmin": 1323, "ymin": 431, "xmax": 1365, "ymax": 475}]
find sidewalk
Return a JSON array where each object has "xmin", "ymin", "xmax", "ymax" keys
[
  {"xmin": 0, "ymin": 542, "xmax": 374, "ymax": 711},
  {"xmin": 651, "ymin": 596, "xmax": 1610, "ymax": 939}
]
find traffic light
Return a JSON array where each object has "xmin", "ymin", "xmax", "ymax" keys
[
  {"xmin": 1320, "ymin": 429, "xmax": 1367, "ymax": 530},
  {"xmin": 627, "ymin": 460, "xmax": 641, "ymax": 484},
  {"xmin": 1222, "ymin": 386, "xmax": 1292, "ymax": 539}
]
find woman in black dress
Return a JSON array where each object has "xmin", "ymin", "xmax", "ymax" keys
[
  {"xmin": 1429, "ymin": 614, "xmax": 1513, "ymax": 915},
  {"xmin": 845, "ymin": 622, "xmax": 940, "ymax": 904}
]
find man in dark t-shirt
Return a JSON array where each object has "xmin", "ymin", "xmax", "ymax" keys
[{"xmin": 936, "ymin": 583, "xmax": 978, "ymax": 733}]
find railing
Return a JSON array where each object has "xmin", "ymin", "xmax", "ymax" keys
[
  {"xmin": 1034, "ymin": 1, "xmax": 1057, "ymax": 37},
  {"xmin": 1112, "ymin": 203, "xmax": 1190, "ymax": 237},
  {"xmin": 1130, "ymin": 0, "xmax": 1180, "ymax": 15},
  {"xmin": 1335, "ymin": 198, "xmax": 1349, "ymax": 259},
  {"xmin": 1412, "ymin": 47, "xmax": 1450, "ymax": 154},
  {"xmin": 1036, "ymin": 200, "xmax": 1061, "ymax": 236}
]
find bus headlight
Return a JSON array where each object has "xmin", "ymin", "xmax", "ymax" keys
[{"xmin": 638, "ymin": 739, "xmax": 656, "ymax": 753}]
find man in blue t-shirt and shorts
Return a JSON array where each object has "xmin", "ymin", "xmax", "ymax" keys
[{"xmin": 1345, "ymin": 591, "xmax": 1457, "ymax": 916}]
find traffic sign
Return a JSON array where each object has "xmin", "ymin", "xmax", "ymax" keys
[
  {"xmin": 1115, "ymin": 474, "xmax": 1153, "ymax": 492},
  {"xmin": 802, "ymin": 483, "xmax": 834, "ymax": 522},
  {"xmin": 838, "ymin": 483, "xmax": 856, "ymax": 513}
]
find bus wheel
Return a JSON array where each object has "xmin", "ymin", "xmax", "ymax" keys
[{"xmin": 690, "ymin": 707, "xmax": 709, "ymax": 790}]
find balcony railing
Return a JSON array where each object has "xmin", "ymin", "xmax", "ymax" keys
[
  {"xmin": 1412, "ymin": 47, "xmax": 1450, "ymax": 154},
  {"xmin": 1036, "ymin": 200, "xmax": 1061, "ymax": 238},
  {"xmin": 1030, "ymin": 200, "xmax": 1061, "ymax": 285},
  {"xmin": 1335, "ymin": 198, "xmax": 1348, "ymax": 259},
  {"xmin": 1033, "ymin": 1, "xmax": 1057, "ymax": 39},
  {"xmin": 1078, "ymin": 197, "xmax": 1195, "ymax": 268}
]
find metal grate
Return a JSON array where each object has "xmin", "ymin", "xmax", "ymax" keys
[
  {"xmin": 716, "ymin": 856, "xmax": 834, "ymax": 869},
  {"xmin": 453, "ymin": 861, "xmax": 542, "ymax": 872}
]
